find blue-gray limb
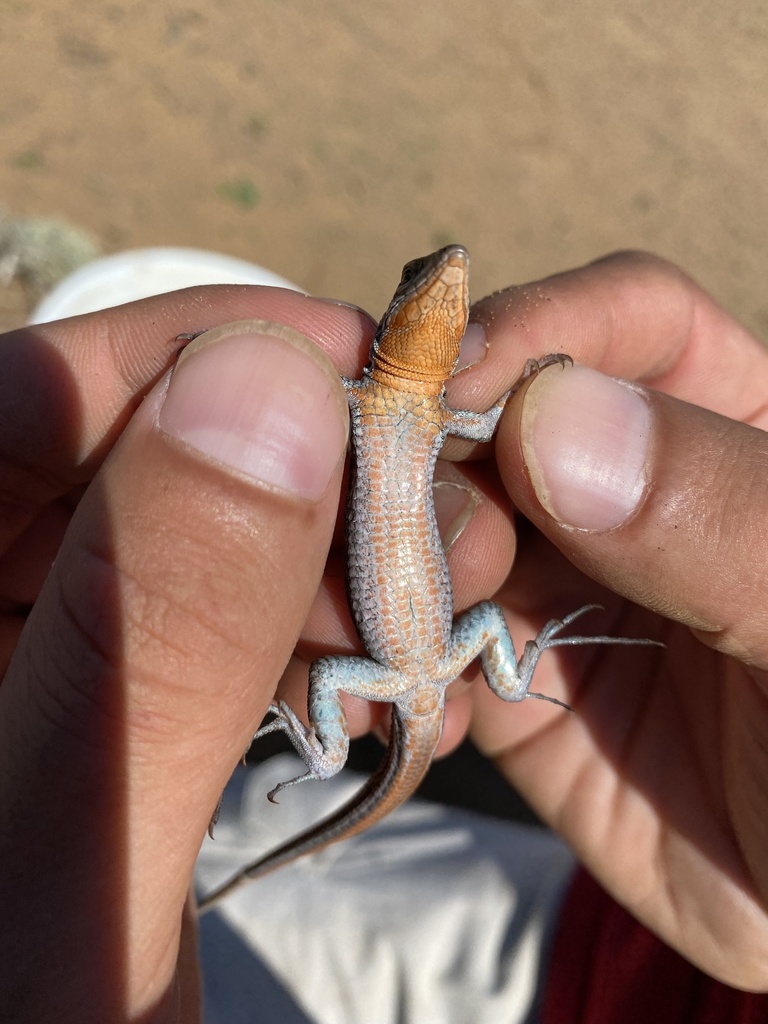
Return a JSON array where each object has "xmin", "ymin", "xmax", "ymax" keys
[
  {"xmin": 445, "ymin": 400, "xmax": 509, "ymax": 442},
  {"xmin": 253, "ymin": 654, "xmax": 408, "ymax": 801},
  {"xmin": 446, "ymin": 352, "xmax": 573, "ymax": 442},
  {"xmin": 446, "ymin": 602, "xmax": 661, "ymax": 710}
]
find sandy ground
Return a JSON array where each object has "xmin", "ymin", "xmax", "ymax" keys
[{"xmin": 0, "ymin": 1, "xmax": 766, "ymax": 339}]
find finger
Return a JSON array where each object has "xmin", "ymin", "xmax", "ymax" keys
[
  {"xmin": 0, "ymin": 285, "xmax": 373, "ymax": 554},
  {"xmin": 459, "ymin": 250, "xmax": 768, "ymax": 426},
  {"xmin": 0, "ymin": 321, "xmax": 349, "ymax": 1019},
  {"xmin": 499, "ymin": 360, "xmax": 768, "ymax": 668}
]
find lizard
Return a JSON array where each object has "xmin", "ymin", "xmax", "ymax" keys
[{"xmin": 198, "ymin": 244, "xmax": 658, "ymax": 911}]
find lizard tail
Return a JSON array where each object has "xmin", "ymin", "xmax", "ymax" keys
[{"xmin": 198, "ymin": 705, "xmax": 443, "ymax": 912}]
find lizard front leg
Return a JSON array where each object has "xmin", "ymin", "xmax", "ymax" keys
[{"xmin": 445, "ymin": 353, "xmax": 572, "ymax": 443}]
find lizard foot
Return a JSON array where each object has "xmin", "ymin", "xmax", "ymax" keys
[
  {"xmin": 253, "ymin": 701, "xmax": 348, "ymax": 801},
  {"xmin": 521, "ymin": 604, "xmax": 663, "ymax": 707}
]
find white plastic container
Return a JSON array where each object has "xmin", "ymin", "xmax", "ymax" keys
[{"xmin": 30, "ymin": 247, "xmax": 301, "ymax": 323}]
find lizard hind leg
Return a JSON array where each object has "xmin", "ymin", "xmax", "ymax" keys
[
  {"xmin": 447, "ymin": 601, "xmax": 662, "ymax": 710},
  {"xmin": 252, "ymin": 655, "xmax": 412, "ymax": 804},
  {"xmin": 251, "ymin": 698, "xmax": 350, "ymax": 802}
]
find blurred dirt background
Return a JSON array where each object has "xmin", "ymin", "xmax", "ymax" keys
[{"xmin": 0, "ymin": 0, "xmax": 766, "ymax": 338}]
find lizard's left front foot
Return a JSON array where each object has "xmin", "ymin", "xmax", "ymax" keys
[{"xmin": 512, "ymin": 352, "xmax": 572, "ymax": 395}]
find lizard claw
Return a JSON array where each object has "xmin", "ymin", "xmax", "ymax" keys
[
  {"xmin": 252, "ymin": 701, "xmax": 304, "ymax": 742},
  {"xmin": 525, "ymin": 690, "xmax": 574, "ymax": 711},
  {"xmin": 266, "ymin": 770, "xmax": 320, "ymax": 803},
  {"xmin": 252, "ymin": 700, "xmax": 344, "ymax": 800},
  {"xmin": 535, "ymin": 604, "xmax": 664, "ymax": 653}
]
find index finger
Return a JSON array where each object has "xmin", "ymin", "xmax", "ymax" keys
[{"xmin": 465, "ymin": 250, "xmax": 768, "ymax": 428}]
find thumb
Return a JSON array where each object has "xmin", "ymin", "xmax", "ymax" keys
[
  {"xmin": 499, "ymin": 361, "xmax": 768, "ymax": 665},
  {"xmin": 0, "ymin": 321, "xmax": 349, "ymax": 1020}
]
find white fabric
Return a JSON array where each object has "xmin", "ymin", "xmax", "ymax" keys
[{"xmin": 196, "ymin": 756, "xmax": 574, "ymax": 1024}]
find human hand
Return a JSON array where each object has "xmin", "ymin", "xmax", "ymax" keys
[
  {"xmin": 0, "ymin": 287, "xmax": 369, "ymax": 1022},
  {"xmin": 7, "ymin": 249, "xmax": 764, "ymax": 1019},
  {"xmin": 450, "ymin": 252, "xmax": 768, "ymax": 990}
]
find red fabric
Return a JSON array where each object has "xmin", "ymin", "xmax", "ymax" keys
[{"xmin": 541, "ymin": 869, "xmax": 768, "ymax": 1024}]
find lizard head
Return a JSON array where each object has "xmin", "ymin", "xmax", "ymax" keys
[{"xmin": 369, "ymin": 244, "xmax": 469, "ymax": 394}]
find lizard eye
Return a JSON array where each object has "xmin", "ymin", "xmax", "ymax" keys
[{"xmin": 399, "ymin": 257, "xmax": 424, "ymax": 286}]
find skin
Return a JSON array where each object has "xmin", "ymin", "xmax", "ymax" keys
[{"xmin": 0, "ymin": 252, "xmax": 767, "ymax": 1021}]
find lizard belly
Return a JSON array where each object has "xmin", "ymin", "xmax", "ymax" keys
[{"xmin": 346, "ymin": 391, "xmax": 453, "ymax": 676}]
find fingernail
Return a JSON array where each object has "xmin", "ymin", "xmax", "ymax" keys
[
  {"xmin": 313, "ymin": 297, "xmax": 367, "ymax": 314},
  {"xmin": 456, "ymin": 322, "xmax": 489, "ymax": 370},
  {"xmin": 159, "ymin": 320, "xmax": 349, "ymax": 500},
  {"xmin": 432, "ymin": 468, "xmax": 482, "ymax": 550},
  {"xmin": 520, "ymin": 363, "xmax": 651, "ymax": 531}
]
